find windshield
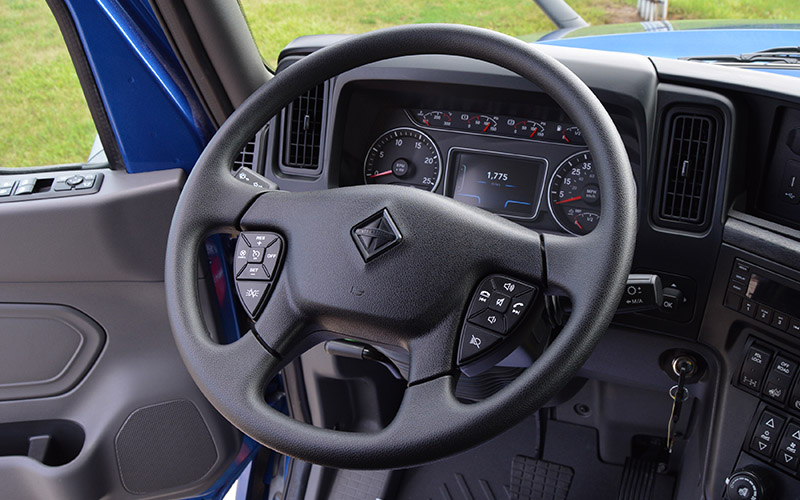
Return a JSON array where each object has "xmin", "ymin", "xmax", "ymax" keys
[{"xmin": 239, "ymin": 0, "xmax": 800, "ymax": 68}]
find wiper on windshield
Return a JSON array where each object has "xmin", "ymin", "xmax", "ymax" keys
[{"xmin": 681, "ymin": 46, "xmax": 800, "ymax": 65}]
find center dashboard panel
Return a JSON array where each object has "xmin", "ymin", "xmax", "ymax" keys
[{"xmin": 334, "ymin": 80, "xmax": 640, "ymax": 236}]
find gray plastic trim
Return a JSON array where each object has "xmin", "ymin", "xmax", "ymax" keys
[{"xmin": 0, "ymin": 304, "xmax": 105, "ymax": 401}]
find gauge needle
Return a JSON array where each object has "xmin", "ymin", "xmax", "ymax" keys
[
  {"xmin": 562, "ymin": 133, "xmax": 570, "ymax": 143},
  {"xmin": 368, "ymin": 170, "xmax": 394, "ymax": 178},
  {"xmin": 575, "ymin": 219, "xmax": 584, "ymax": 230},
  {"xmin": 555, "ymin": 196, "xmax": 582, "ymax": 204},
  {"xmin": 483, "ymin": 123, "xmax": 491, "ymax": 132},
  {"xmin": 529, "ymin": 128, "xmax": 538, "ymax": 138}
]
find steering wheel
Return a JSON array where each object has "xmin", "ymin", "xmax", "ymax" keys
[{"xmin": 165, "ymin": 24, "xmax": 636, "ymax": 470}]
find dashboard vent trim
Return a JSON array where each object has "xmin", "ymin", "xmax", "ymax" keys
[
  {"xmin": 280, "ymin": 82, "xmax": 328, "ymax": 176},
  {"xmin": 653, "ymin": 107, "xmax": 722, "ymax": 232},
  {"xmin": 234, "ymin": 138, "xmax": 257, "ymax": 172}
]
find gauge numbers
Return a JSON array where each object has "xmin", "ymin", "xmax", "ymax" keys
[
  {"xmin": 548, "ymin": 151, "xmax": 600, "ymax": 235},
  {"xmin": 364, "ymin": 128, "xmax": 441, "ymax": 191}
]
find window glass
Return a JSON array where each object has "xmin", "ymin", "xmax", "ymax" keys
[{"xmin": 0, "ymin": 1, "xmax": 97, "ymax": 168}]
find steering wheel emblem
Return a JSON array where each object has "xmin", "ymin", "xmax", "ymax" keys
[{"xmin": 351, "ymin": 208, "xmax": 402, "ymax": 261}]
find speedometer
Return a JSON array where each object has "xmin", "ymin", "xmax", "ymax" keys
[
  {"xmin": 364, "ymin": 128, "xmax": 441, "ymax": 191},
  {"xmin": 547, "ymin": 151, "xmax": 600, "ymax": 235}
]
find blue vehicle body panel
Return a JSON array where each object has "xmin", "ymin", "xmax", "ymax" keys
[
  {"xmin": 63, "ymin": 0, "xmax": 213, "ymax": 173},
  {"xmin": 540, "ymin": 29, "xmax": 800, "ymax": 76}
]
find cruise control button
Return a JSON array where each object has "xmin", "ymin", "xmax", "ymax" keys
[
  {"xmin": 457, "ymin": 324, "xmax": 502, "ymax": 364},
  {"xmin": 246, "ymin": 233, "xmax": 277, "ymax": 248},
  {"xmin": 262, "ymin": 238, "xmax": 282, "ymax": 278},
  {"xmin": 234, "ymin": 237, "xmax": 250, "ymax": 275},
  {"xmin": 239, "ymin": 263, "xmax": 269, "ymax": 280},
  {"xmin": 236, "ymin": 281, "xmax": 270, "ymax": 318},
  {"xmin": 247, "ymin": 247, "xmax": 265, "ymax": 263},
  {"xmin": 468, "ymin": 309, "xmax": 506, "ymax": 334}
]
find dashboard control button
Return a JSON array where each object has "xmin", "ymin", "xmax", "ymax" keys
[
  {"xmin": 740, "ymin": 346, "xmax": 772, "ymax": 392},
  {"xmin": 735, "ymin": 260, "xmax": 751, "ymax": 275},
  {"xmin": 788, "ymin": 382, "xmax": 800, "ymax": 414},
  {"xmin": 729, "ymin": 281, "xmax": 746, "ymax": 294},
  {"xmin": 239, "ymin": 263, "xmax": 269, "ymax": 281},
  {"xmin": 732, "ymin": 270, "xmax": 750, "ymax": 284},
  {"xmin": 0, "ymin": 186, "xmax": 11, "ymax": 197},
  {"xmin": 777, "ymin": 422, "xmax": 800, "ymax": 471},
  {"xmin": 53, "ymin": 181, "xmax": 71, "ymax": 191},
  {"xmin": 724, "ymin": 292, "xmax": 742, "ymax": 311},
  {"xmin": 0, "ymin": 180, "xmax": 14, "ymax": 189},
  {"xmin": 789, "ymin": 319, "xmax": 800, "ymax": 335},
  {"xmin": 457, "ymin": 324, "xmax": 502, "ymax": 364},
  {"xmin": 18, "ymin": 178, "xmax": 36, "ymax": 186},
  {"xmin": 660, "ymin": 287, "xmax": 683, "ymax": 313},
  {"xmin": 740, "ymin": 299, "xmax": 757, "ymax": 317},
  {"xmin": 487, "ymin": 292, "xmax": 510, "ymax": 313},
  {"xmin": 468, "ymin": 309, "xmax": 506, "ymax": 335},
  {"xmin": 725, "ymin": 467, "xmax": 768, "ymax": 500},
  {"xmin": 756, "ymin": 306, "xmax": 772, "ymax": 324},
  {"xmin": 751, "ymin": 410, "xmax": 785, "ymax": 458},
  {"xmin": 763, "ymin": 356, "xmax": 797, "ymax": 403},
  {"xmin": 236, "ymin": 281, "xmax": 270, "ymax": 318},
  {"xmin": 772, "ymin": 313, "xmax": 789, "ymax": 331}
]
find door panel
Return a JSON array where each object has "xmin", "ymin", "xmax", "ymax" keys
[{"xmin": 0, "ymin": 168, "xmax": 240, "ymax": 499}]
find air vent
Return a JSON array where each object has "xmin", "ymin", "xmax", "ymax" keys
[
  {"xmin": 281, "ymin": 83, "xmax": 327, "ymax": 174},
  {"xmin": 234, "ymin": 138, "xmax": 257, "ymax": 171},
  {"xmin": 654, "ymin": 108, "xmax": 722, "ymax": 232}
]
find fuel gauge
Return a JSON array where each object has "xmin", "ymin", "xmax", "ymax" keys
[{"xmin": 560, "ymin": 125, "xmax": 585, "ymax": 145}]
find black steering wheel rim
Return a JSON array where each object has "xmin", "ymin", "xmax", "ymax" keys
[{"xmin": 165, "ymin": 24, "xmax": 637, "ymax": 469}]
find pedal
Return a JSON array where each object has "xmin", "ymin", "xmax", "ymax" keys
[{"xmin": 617, "ymin": 457, "xmax": 658, "ymax": 500}]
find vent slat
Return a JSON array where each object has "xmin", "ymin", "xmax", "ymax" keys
[
  {"xmin": 657, "ymin": 111, "xmax": 717, "ymax": 228},
  {"xmin": 234, "ymin": 138, "xmax": 257, "ymax": 171},
  {"xmin": 284, "ymin": 83, "xmax": 325, "ymax": 170}
]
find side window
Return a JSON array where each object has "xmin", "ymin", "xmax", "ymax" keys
[{"xmin": 0, "ymin": 2, "xmax": 97, "ymax": 168}]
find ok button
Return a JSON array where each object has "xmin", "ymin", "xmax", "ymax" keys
[{"xmin": 468, "ymin": 310, "xmax": 506, "ymax": 335}]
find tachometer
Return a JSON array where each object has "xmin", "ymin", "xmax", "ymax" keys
[
  {"xmin": 547, "ymin": 150, "xmax": 600, "ymax": 235},
  {"xmin": 364, "ymin": 128, "xmax": 441, "ymax": 191}
]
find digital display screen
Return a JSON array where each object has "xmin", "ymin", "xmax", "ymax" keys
[
  {"xmin": 451, "ymin": 151, "xmax": 545, "ymax": 218},
  {"xmin": 747, "ymin": 273, "xmax": 800, "ymax": 315}
]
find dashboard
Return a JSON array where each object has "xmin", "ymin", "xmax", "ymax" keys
[
  {"xmin": 245, "ymin": 39, "xmax": 800, "ymax": 500},
  {"xmin": 334, "ymin": 79, "xmax": 639, "ymax": 236}
]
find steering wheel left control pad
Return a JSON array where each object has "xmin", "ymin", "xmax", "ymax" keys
[
  {"xmin": 234, "ymin": 232, "xmax": 285, "ymax": 317},
  {"xmin": 458, "ymin": 275, "xmax": 538, "ymax": 370}
]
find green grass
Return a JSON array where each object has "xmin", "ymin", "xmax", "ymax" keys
[
  {"xmin": 1, "ymin": 0, "xmax": 797, "ymax": 167},
  {"xmin": 0, "ymin": 1, "xmax": 96, "ymax": 168}
]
